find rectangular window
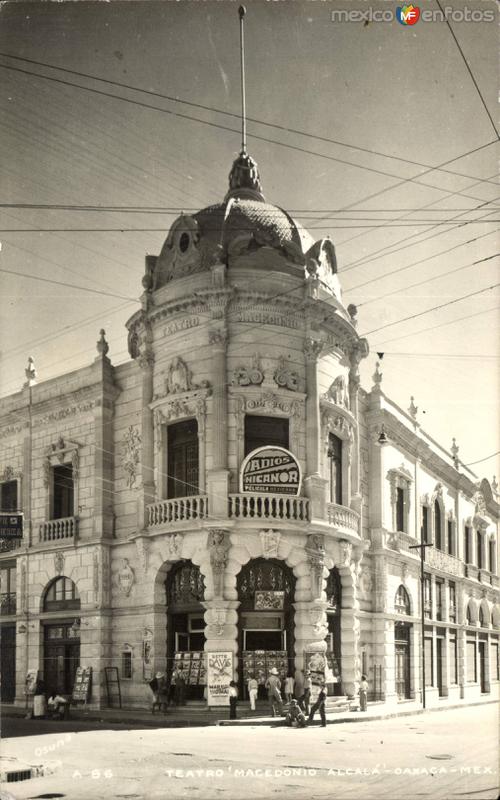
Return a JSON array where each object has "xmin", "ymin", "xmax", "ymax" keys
[
  {"xmin": 465, "ymin": 526, "xmax": 472, "ymax": 564},
  {"xmin": 396, "ymin": 487, "xmax": 405, "ymax": 532},
  {"xmin": 449, "ymin": 581, "xmax": 456, "ymax": 622},
  {"xmin": 52, "ymin": 464, "xmax": 74, "ymax": 519},
  {"xmin": 466, "ymin": 640, "xmax": 477, "ymax": 682},
  {"xmin": 449, "ymin": 636, "xmax": 458, "ymax": 684},
  {"xmin": 0, "ymin": 563, "xmax": 16, "ymax": 614},
  {"xmin": 435, "ymin": 580, "xmax": 443, "ymax": 621},
  {"xmin": 328, "ymin": 433, "xmax": 343, "ymax": 505},
  {"xmin": 424, "ymin": 574, "xmax": 432, "ymax": 619},
  {"xmin": 0, "ymin": 480, "xmax": 18, "ymax": 511},
  {"xmin": 434, "ymin": 503, "xmax": 442, "ymax": 551},
  {"xmin": 447, "ymin": 520, "xmax": 453, "ymax": 555},
  {"xmin": 476, "ymin": 531, "xmax": 483, "ymax": 570},
  {"xmin": 489, "ymin": 539, "xmax": 496, "ymax": 575},
  {"xmin": 491, "ymin": 642, "xmax": 499, "ymax": 681},
  {"xmin": 167, "ymin": 419, "xmax": 199, "ymax": 499},
  {"xmin": 122, "ymin": 652, "xmax": 132, "ymax": 680},
  {"xmin": 244, "ymin": 415, "xmax": 289, "ymax": 456},
  {"xmin": 424, "ymin": 637, "xmax": 433, "ymax": 686},
  {"xmin": 422, "ymin": 507, "xmax": 429, "ymax": 543}
]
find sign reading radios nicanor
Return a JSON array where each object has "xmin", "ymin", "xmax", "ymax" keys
[{"xmin": 240, "ymin": 447, "xmax": 302, "ymax": 495}]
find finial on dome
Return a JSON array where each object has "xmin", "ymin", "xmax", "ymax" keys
[
  {"xmin": 24, "ymin": 356, "xmax": 37, "ymax": 387},
  {"xmin": 226, "ymin": 151, "xmax": 265, "ymax": 201}
]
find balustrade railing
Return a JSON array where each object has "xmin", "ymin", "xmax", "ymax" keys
[
  {"xmin": 326, "ymin": 503, "xmax": 360, "ymax": 536},
  {"xmin": 147, "ymin": 495, "xmax": 209, "ymax": 527},
  {"xmin": 40, "ymin": 517, "xmax": 78, "ymax": 542},
  {"xmin": 425, "ymin": 547, "xmax": 465, "ymax": 577},
  {"xmin": 228, "ymin": 493, "xmax": 310, "ymax": 522}
]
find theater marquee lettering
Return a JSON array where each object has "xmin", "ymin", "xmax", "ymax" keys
[{"xmin": 240, "ymin": 447, "xmax": 301, "ymax": 495}]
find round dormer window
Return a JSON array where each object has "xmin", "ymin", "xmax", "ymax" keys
[{"xmin": 179, "ymin": 232, "xmax": 190, "ymax": 253}]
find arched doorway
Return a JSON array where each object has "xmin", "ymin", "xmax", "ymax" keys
[
  {"xmin": 165, "ymin": 560, "xmax": 206, "ymax": 700},
  {"xmin": 42, "ymin": 576, "xmax": 81, "ymax": 695},
  {"xmin": 394, "ymin": 585, "xmax": 412, "ymax": 700},
  {"xmin": 325, "ymin": 567, "xmax": 342, "ymax": 696},
  {"xmin": 237, "ymin": 558, "xmax": 295, "ymax": 699}
]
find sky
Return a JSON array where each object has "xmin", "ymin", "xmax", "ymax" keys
[{"xmin": 0, "ymin": 0, "xmax": 498, "ymax": 481}]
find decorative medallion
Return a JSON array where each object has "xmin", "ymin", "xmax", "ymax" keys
[
  {"xmin": 260, "ymin": 529, "xmax": 281, "ymax": 559},
  {"xmin": 54, "ymin": 551, "xmax": 65, "ymax": 576}
]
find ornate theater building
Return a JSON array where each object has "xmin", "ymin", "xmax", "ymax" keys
[{"xmin": 1, "ymin": 151, "xmax": 499, "ymax": 710}]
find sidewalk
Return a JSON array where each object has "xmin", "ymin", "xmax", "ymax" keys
[{"xmin": 2, "ymin": 695, "xmax": 497, "ymax": 730}]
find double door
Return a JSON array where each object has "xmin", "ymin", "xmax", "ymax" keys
[
  {"xmin": 395, "ymin": 623, "xmax": 411, "ymax": 700},
  {"xmin": 0, "ymin": 624, "xmax": 16, "ymax": 701},
  {"xmin": 44, "ymin": 624, "xmax": 80, "ymax": 695}
]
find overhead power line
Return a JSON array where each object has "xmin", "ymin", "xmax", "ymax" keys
[
  {"xmin": 464, "ymin": 451, "xmax": 500, "ymax": 467},
  {"xmin": 0, "ymin": 60, "xmax": 497, "ymax": 204},
  {"xmin": 374, "ymin": 305, "xmax": 500, "ymax": 347},
  {"xmin": 0, "ymin": 267, "xmax": 139, "ymax": 302},
  {"xmin": 1, "ymin": 204, "xmax": 499, "ymax": 213},
  {"xmin": 0, "ymin": 50, "xmax": 498, "ymax": 187},
  {"xmin": 1, "ymin": 222, "xmax": 498, "ymax": 232},
  {"xmin": 362, "ymin": 283, "xmax": 500, "ymax": 337}
]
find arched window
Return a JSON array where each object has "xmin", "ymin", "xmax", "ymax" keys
[
  {"xmin": 328, "ymin": 434, "xmax": 343, "ymax": 505},
  {"xmin": 434, "ymin": 500, "xmax": 442, "ymax": 551},
  {"xmin": 43, "ymin": 576, "xmax": 80, "ymax": 612},
  {"xmin": 466, "ymin": 601, "xmax": 475, "ymax": 625},
  {"xmin": 395, "ymin": 585, "xmax": 411, "ymax": 615}
]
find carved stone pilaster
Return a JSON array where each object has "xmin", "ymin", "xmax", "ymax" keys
[
  {"xmin": 306, "ymin": 534, "xmax": 326, "ymax": 600},
  {"xmin": 208, "ymin": 529, "xmax": 230, "ymax": 598}
]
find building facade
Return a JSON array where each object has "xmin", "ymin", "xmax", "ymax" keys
[{"xmin": 1, "ymin": 152, "xmax": 499, "ymax": 709}]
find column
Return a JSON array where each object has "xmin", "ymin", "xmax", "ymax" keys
[
  {"xmin": 92, "ymin": 336, "xmax": 116, "ymax": 539},
  {"xmin": 137, "ymin": 351, "xmax": 155, "ymax": 530},
  {"xmin": 303, "ymin": 338, "xmax": 327, "ymax": 520},
  {"xmin": 349, "ymin": 358, "xmax": 361, "ymax": 515},
  {"xmin": 207, "ymin": 329, "xmax": 229, "ymax": 518}
]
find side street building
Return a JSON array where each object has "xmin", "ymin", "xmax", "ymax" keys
[{"xmin": 1, "ymin": 151, "xmax": 499, "ymax": 710}]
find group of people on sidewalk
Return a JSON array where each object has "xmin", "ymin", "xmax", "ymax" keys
[
  {"xmin": 149, "ymin": 667, "xmax": 187, "ymax": 713},
  {"xmin": 30, "ymin": 678, "xmax": 70, "ymax": 720}
]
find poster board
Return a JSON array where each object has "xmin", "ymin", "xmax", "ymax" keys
[
  {"xmin": 206, "ymin": 651, "xmax": 233, "ymax": 707},
  {"xmin": 72, "ymin": 666, "xmax": 92, "ymax": 703},
  {"xmin": 242, "ymin": 650, "xmax": 288, "ymax": 687},
  {"xmin": 25, "ymin": 669, "xmax": 39, "ymax": 696},
  {"xmin": 173, "ymin": 651, "xmax": 206, "ymax": 685}
]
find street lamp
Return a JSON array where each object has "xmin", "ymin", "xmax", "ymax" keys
[{"xmin": 409, "ymin": 536, "xmax": 433, "ymax": 709}]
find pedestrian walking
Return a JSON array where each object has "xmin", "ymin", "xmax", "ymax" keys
[
  {"xmin": 265, "ymin": 667, "xmax": 283, "ymax": 717},
  {"xmin": 294, "ymin": 668, "xmax": 305, "ymax": 711},
  {"xmin": 247, "ymin": 674, "xmax": 258, "ymax": 711},
  {"xmin": 308, "ymin": 683, "xmax": 327, "ymax": 727},
  {"xmin": 175, "ymin": 669, "xmax": 187, "ymax": 706},
  {"xmin": 285, "ymin": 698, "xmax": 307, "ymax": 728},
  {"xmin": 157, "ymin": 672, "xmax": 169, "ymax": 713},
  {"xmin": 284, "ymin": 673, "xmax": 295, "ymax": 703},
  {"xmin": 359, "ymin": 674, "xmax": 369, "ymax": 712},
  {"xmin": 229, "ymin": 680, "xmax": 238, "ymax": 719},
  {"xmin": 302, "ymin": 671, "xmax": 312, "ymax": 715},
  {"xmin": 33, "ymin": 678, "xmax": 46, "ymax": 719},
  {"xmin": 169, "ymin": 668, "xmax": 177, "ymax": 706}
]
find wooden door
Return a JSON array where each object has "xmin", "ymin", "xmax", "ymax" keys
[{"xmin": 0, "ymin": 624, "xmax": 16, "ymax": 701}]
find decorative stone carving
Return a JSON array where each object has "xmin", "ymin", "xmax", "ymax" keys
[
  {"xmin": 54, "ymin": 552, "xmax": 65, "ymax": 576},
  {"xmin": 96, "ymin": 329, "xmax": 109, "ymax": 357},
  {"xmin": 233, "ymin": 354, "xmax": 264, "ymax": 386},
  {"xmin": 165, "ymin": 357, "xmax": 202, "ymax": 395},
  {"xmin": 372, "ymin": 361, "xmax": 382, "ymax": 387},
  {"xmin": 308, "ymin": 603, "xmax": 327, "ymax": 635},
  {"xmin": 324, "ymin": 375, "xmax": 350, "ymax": 409},
  {"xmin": 273, "ymin": 356, "xmax": 299, "ymax": 391},
  {"xmin": 117, "ymin": 558, "xmax": 135, "ymax": 597},
  {"xmin": 206, "ymin": 606, "xmax": 228, "ymax": 637},
  {"xmin": 122, "ymin": 426, "xmax": 141, "ymax": 489},
  {"xmin": 306, "ymin": 534, "xmax": 326, "ymax": 600},
  {"xmin": 359, "ymin": 568, "xmax": 372, "ymax": 596},
  {"xmin": 166, "ymin": 532, "xmax": 183, "ymax": 559},
  {"xmin": 473, "ymin": 489, "xmax": 487, "ymax": 516},
  {"xmin": 303, "ymin": 338, "xmax": 324, "ymax": 362},
  {"xmin": 401, "ymin": 563, "xmax": 409, "ymax": 584},
  {"xmin": 209, "ymin": 530, "xmax": 230, "ymax": 598},
  {"xmin": 1, "ymin": 465, "xmax": 15, "ymax": 482},
  {"xmin": 93, "ymin": 551, "xmax": 99, "ymax": 598},
  {"xmin": 208, "ymin": 328, "xmax": 227, "ymax": 347},
  {"xmin": 340, "ymin": 540, "xmax": 352, "ymax": 567},
  {"xmin": 44, "ymin": 438, "xmax": 81, "ymax": 487},
  {"xmin": 408, "ymin": 396, "xmax": 418, "ymax": 420},
  {"xmin": 260, "ymin": 529, "xmax": 281, "ymax": 559},
  {"xmin": 134, "ymin": 537, "xmax": 150, "ymax": 573}
]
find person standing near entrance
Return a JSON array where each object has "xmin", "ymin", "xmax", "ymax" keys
[
  {"xmin": 247, "ymin": 674, "xmax": 258, "ymax": 711},
  {"xmin": 359, "ymin": 674, "xmax": 369, "ymax": 711},
  {"xmin": 308, "ymin": 682, "xmax": 327, "ymax": 727},
  {"xmin": 265, "ymin": 667, "xmax": 283, "ymax": 717},
  {"xmin": 302, "ymin": 671, "xmax": 312, "ymax": 715},
  {"xmin": 175, "ymin": 669, "xmax": 187, "ymax": 706},
  {"xmin": 228, "ymin": 680, "xmax": 238, "ymax": 719},
  {"xmin": 284, "ymin": 673, "xmax": 295, "ymax": 704},
  {"xmin": 294, "ymin": 668, "xmax": 305, "ymax": 710}
]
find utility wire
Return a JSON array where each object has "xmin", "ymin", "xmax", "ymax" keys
[
  {"xmin": 1, "ymin": 204, "xmax": 499, "ymax": 213},
  {"xmin": 0, "ymin": 50, "xmax": 497, "ymax": 187},
  {"xmin": 435, "ymin": 0, "xmax": 499, "ymax": 140},
  {"xmin": 373, "ymin": 305, "xmax": 500, "ymax": 347},
  {"xmin": 2, "ymin": 222, "xmax": 498, "ymax": 232},
  {"xmin": 362, "ymin": 283, "xmax": 500, "ymax": 337},
  {"xmin": 463, "ymin": 451, "xmax": 500, "ymax": 467},
  {"xmin": 0, "ymin": 267, "xmax": 139, "ymax": 302},
  {"xmin": 0, "ymin": 61, "xmax": 497, "ymax": 204}
]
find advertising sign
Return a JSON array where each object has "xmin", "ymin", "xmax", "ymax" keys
[
  {"xmin": 0, "ymin": 513, "xmax": 23, "ymax": 540},
  {"xmin": 240, "ymin": 447, "xmax": 301, "ymax": 495},
  {"xmin": 206, "ymin": 651, "xmax": 233, "ymax": 707}
]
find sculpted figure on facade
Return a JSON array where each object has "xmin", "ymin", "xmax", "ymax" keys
[
  {"xmin": 340, "ymin": 539, "xmax": 352, "ymax": 567},
  {"xmin": 324, "ymin": 374, "xmax": 350, "ymax": 410},
  {"xmin": 122, "ymin": 426, "xmax": 141, "ymax": 489},
  {"xmin": 117, "ymin": 558, "xmax": 135, "ymax": 597},
  {"xmin": 306, "ymin": 534, "xmax": 326, "ymax": 600},
  {"xmin": 166, "ymin": 532, "xmax": 183, "ymax": 560},
  {"xmin": 209, "ymin": 530, "xmax": 229, "ymax": 598},
  {"xmin": 260, "ymin": 529, "xmax": 281, "ymax": 559},
  {"xmin": 166, "ymin": 357, "xmax": 195, "ymax": 395}
]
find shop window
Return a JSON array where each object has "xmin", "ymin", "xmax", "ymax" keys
[
  {"xmin": 0, "ymin": 480, "xmax": 18, "ymax": 512},
  {"xmin": 167, "ymin": 419, "xmax": 199, "ymax": 499},
  {"xmin": 466, "ymin": 639, "xmax": 477, "ymax": 682},
  {"xmin": 464, "ymin": 525, "xmax": 472, "ymax": 564},
  {"xmin": 449, "ymin": 635, "xmax": 458, "ymax": 684},
  {"xmin": 424, "ymin": 637, "xmax": 433, "ymax": 686},
  {"xmin": 328, "ymin": 434, "xmax": 343, "ymax": 505},
  {"xmin": 244, "ymin": 415, "xmax": 289, "ymax": 456},
  {"xmin": 489, "ymin": 539, "xmax": 496, "ymax": 574},
  {"xmin": 52, "ymin": 464, "xmax": 74, "ymax": 520},
  {"xmin": 449, "ymin": 582, "xmax": 456, "ymax": 622},
  {"xmin": 43, "ymin": 576, "xmax": 80, "ymax": 612},
  {"xmin": 435, "ymin": 580, "xmax": 443, "ymax": 621},
  {"xmin": 424, "ymin": 574, "xmax": 432, "ymax": 619},
  {"xmin": 434, "ymin": 500, "xmax": 442, "ymax": 551},
  {"xmin": 476, "ymin": 530, "xmax": 484, "ymax": 570},
  {"xmin": 421, "ymin": 506, "xmax": 429, "ymax": 543},
  {"xmin": 0, "ymin": 562, "xmax": 16, "ymax": 615},
  {"xmin": 395, "ymin": 584, "xmax": 411, "ymax": 615}
]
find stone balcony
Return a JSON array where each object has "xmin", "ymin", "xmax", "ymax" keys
[
  {"xmin": 425, "ymin": 547, "xmax": 465, "ymax": 578},
  {"xmin": 326, "ymin": 503, "xmax": 360, "ymax": 537},
  {"xmin": 228, "ymin": 493, "xmax": 310, "ymax": 523},
  {"xmin": 40, "ymin": 516, "xmax": 78, "ymax": 543},
  {"xmin": 465, "ymin": 564, "xmax": 479, "ymax": 580},
  {"xmin": 147, "ymin": 495, "xmax": 209, "ymax": 527}
]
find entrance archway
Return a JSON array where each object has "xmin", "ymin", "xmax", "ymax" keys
[
  {"xmin": 165, "ymin": 560, "xmax": 206, "ymax": 700},
  {"xmin": 325, "ymin": 567, "xmax": 342, "ymax": 696},
  {"xmin": 237, "ymin": 558, "xmax": 295, "ymax": 699},
  {"xmin": 42, "ymin": 576, "xmax": 81, "ymax": 695}
]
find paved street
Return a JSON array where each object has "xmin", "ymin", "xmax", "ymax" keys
[{"xmin": 0, "ymin": 704, "xmax": 498, "ymax": 800}]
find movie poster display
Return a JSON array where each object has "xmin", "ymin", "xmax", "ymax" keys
[
  {"xmin": 240, "ymin": 447, "xmax": 301, "ymax": 495},
  {"xmin": 206, "ymin": 651, "xmax": 233, "ymax": 706}
]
